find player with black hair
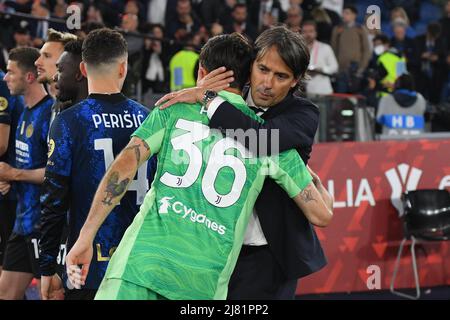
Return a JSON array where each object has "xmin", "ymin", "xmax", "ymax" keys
[
  {"xmin": 39, "ymin": 38, "xmax": 88, "ymax": 300},
  {"xmin": 40, "ymin": 29, "xmax": 151, "ymax": 300},
  {"xmin": 0, "ymin": 47, "xmax": 55, "ymax": 299}
]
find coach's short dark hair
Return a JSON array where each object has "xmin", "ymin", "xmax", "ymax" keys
[
  {"xmin": 199, "ymin": 33, "xmax": 253, "ymax": 90},
  {"xmin": 254, "ymin": 26, "xmax": 310, "ymax": 91},
  {"xmin": 8, "ymin": 47, "xmax": 40, "ymax": 76},
  {"xmin": 64, "ymin": 39, "xmax": 83, "ymax": 58},
  {"xmin": 82, "ymin": 28, "xmax": 128, "ymax": 66}
]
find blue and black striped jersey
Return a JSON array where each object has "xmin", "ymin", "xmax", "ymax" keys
[
  {"xmin": 40, "ymin": 93, "xmax": 151, "ymax": 289},
  {"xmin": 14, "ymin": 95, "xmax": 53, "ymax": 235},
  {"xmin": 0, "ymin": 70, "xmax": 25, "ymax": 201}
]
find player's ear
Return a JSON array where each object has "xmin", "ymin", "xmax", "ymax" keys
[
  {"xmin": 75, "ymin": 70, "xmax": 84, "ymax": 82},
  {"xmin": 26, "ymin": 71, "xmax": 36, "ymax": 84},
  {"xmin": 118, "ymin": 60, "xmax": 127, "ymax": 79},
  {"xmin": 197, "ymin": 65, "xmax": 207, "ymax": 82},
  {"xmin": 79, "ymin": 61, "xmax": 87, "ymax": 78}
]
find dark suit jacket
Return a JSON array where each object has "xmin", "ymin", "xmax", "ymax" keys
[{"xmin": 209, "ymin": 90, "xmax": 327, "ymax": 279}]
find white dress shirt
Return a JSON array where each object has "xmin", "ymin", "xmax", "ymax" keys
[
  {"xmin": 207, "ymin": 90, "xmax": 269, "ymax": 246},
  {"xmin": 306, "ymin": 40, "xmax": 339, "ymax": 95},
  {"xmin": 147, "ymin": 0, "xmax": 167, "ymax": 26}
]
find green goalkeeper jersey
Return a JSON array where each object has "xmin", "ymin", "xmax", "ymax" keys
[{"xmin": 101, "ymin": 91, "xmax": 312, "ymax": 299}]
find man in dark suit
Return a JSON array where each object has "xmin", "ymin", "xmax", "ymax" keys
[
  {"xmin": 156, "ymin": 26, "xmax": 328, "ymax": 299},
  {"xmin": 247, "ymin": 0, "xmax": 286, "ymax": 33},
  {"xmin": 223, "ymin": 3, "xmax": 258, "ymax": 42},
  {"xmin": 414, "ymin": 22, "xmax": 448, "ymax": 105}
]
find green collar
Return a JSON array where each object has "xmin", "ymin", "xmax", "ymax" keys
[{"xmin": 218, "ymin": 90, "xmax": 246, "ymax": 108}]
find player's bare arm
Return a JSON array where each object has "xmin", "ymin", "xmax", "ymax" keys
[
  {"xmin": 0, "ymin": 124, "xmax": 10, "ymax": 157},
  {"xmin": 293, "ymin": 180, "xmax": 333, "ymax": 228},
  {"xmin": 65, "ymin": 137, "xmax": 150, "ymax": 287},
  {"xmin": 78, "ymin": 136, "xmax": 150, "ymax": 239},
  {"xmin": 0, "ymin": 162, "xmax": 45, "ymax": 184},
  {"xmin": 156, "ymin": 67, "xmax": 234, "ymax": 109}
]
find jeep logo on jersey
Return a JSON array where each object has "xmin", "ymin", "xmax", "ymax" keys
[
  {"xmin": 157, "ymin": 196, "xmax": 227, "ymax": 235},
  {"xmin": 385, "ymin": 163, "xmax": 422, "ymax": 216}
]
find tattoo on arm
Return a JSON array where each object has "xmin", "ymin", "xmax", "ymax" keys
[
  {"xmin": 101, "ymin": 171, "xmax": 130, "ymax": 206},
  {"xmin": 142, "ymin": 140, "xmax": 150, "ymax": 151},
  {"xmin": 300, "ymin": 185, "xmax": 317, "ymax": 203},
  {"xmin": 123, "ymin": 139, "xmax": 150, "ymax": 164},
  {"xmin": 124, "ymin": 144, "xmax": 141, "ymax": 164}
]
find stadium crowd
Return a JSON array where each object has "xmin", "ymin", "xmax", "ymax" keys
[
  {"xmin": 0, "ymin": 0, "xmax": 449, "ymax": 300},
  {"xmin": 1, "ymin": 1, "xmax": 449, "ymax": 109}
]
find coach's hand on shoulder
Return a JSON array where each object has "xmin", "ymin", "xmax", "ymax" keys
[
  {"xmin": 66, "ymin": 237, "xmax": 93, "ymax": 290},
  {"xmin": 41, "ymin": 274, "xmax": 64, "ymax": 300},
  {"xmin": 156, "ymin": 67, "xmax": 234, "ymax": 109}
]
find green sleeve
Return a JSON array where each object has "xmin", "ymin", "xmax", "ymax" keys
[
  {"xmin": 265, "ymin": 150, "xmax": 312, "ymax": 198},
  {"xmin": 131, "ymin": 107, "xmax": 167, "ymax": 156}
]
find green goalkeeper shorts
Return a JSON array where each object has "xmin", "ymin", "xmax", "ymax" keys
[{"xmin": 95, "ymin": 277, "xmax": 167, "ymax": 300}]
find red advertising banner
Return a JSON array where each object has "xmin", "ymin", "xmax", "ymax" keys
[{"xmin": 298, "ymin": 139, "xmax": 450, "ymax": 294}]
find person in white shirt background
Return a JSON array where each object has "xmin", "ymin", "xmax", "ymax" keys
[{"xmin": 302, "ymin": 20, "xmax": 338, "ymax": 95}]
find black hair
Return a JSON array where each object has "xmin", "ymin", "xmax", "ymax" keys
[
  {"xmin": 254, "ymin": 25, "xmax": 310, "ymax": 91},
  {"xmin": 199, "ymin": 33, "xmax": 253, "ymax": 90},
  {"xmin": 8, "ymin": 47, "xmax": 40, "ymax": 76},
  {"xmin": 81, "ymin": 21, "xmax": 106, "ymax": 36},
  {"xmin": 343, "ymin": 5, "xmax": 358, "ymax": 15},
  {"xmin": 395, "ymin": 73, "xmax": 415, "ymax": 91},
  {"xmin": 64, "ymin": 39, "xmax": 83, "ymax": 57},
  {"xmin": 427, "ymin": 22, "xmax": 442, "ymax": 38},
  {"xmin": 82, "ymin": 28, "xmax": 128, "ymax": 65},
  {"xmin": 374, "ymin": 34, "xmax": 390, "ymax": 45}
]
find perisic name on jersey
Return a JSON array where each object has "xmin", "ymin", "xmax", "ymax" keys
[{"xmin": 92, "ymin": 112, "xmax": 145, "ymax": 129}]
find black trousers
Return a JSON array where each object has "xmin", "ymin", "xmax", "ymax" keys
[
  {"xmin": 0, "ymin": 200, "xmax": 17, "ymax": 265},
  {"xmin": 227, "ymin": 245, "xmax": 298, "ymax": 300}
]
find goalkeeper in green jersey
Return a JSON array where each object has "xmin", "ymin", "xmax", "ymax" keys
[{"xmin": 66, "ymin": 32, "xmax": 333, "ymax": 300}]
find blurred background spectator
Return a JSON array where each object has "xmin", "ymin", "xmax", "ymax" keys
[
  {"xmin": 0, "ymin": 0, "xmax": 447, "ymax": 139},
  {"xmin": 302, "ymin": 20, "xmax": 338, "ymax": 95},
  {"xmin": 285, "ymin": 4, "xmax": 303, "ymax": 33},
  {"xmin": 383, "ymin": 7, "xmax": 417, "ymax": 39},
  {"xmin": 331, "ymin": 5, "xmax": 371, "ymax": 93},
  {"xmin": 376, "ymin": 73, "xmax": 426, "ymax": 136},
  {"xmin": 415, "ymin": 22, "xmax": 448, "ymax": 104},
  {"xmin": 169, "ymin": 33, "xmax": 199, "ymax": 91},
  {"xmin": 223, "ymin": 3, "xmax": 257, "ymax": 41},
  {"xmin": 201, "ymin": 0, "xmax": 235, "ymax": 28},
  {"xmin": 166, "ymin": 0, "xmax": 201, "ymax": 41},
  {"xmin": 142, "ymin": 24, "xmax": 170, "ymax": 95},
  {"xmin": 248, "ymin": 0, "xmax": 286, "ymax": 33}
]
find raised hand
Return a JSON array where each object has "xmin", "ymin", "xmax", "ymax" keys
[{"xmin": 156, "ymin": 67, "xmax": 234, "ymax": 110}]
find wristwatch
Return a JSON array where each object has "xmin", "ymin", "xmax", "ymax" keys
[{"xmin": 202, "ymin": 90, "xmax": 218, "ymax": 108}]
